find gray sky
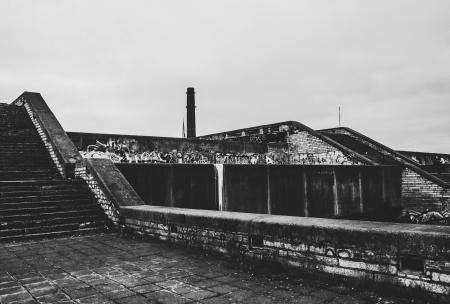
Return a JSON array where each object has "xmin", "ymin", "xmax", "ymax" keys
[{"xmin": 1, "ymin": 0, "xmax": 449, "ymax": 153}]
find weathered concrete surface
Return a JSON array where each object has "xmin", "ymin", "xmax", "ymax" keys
[
  {"xmin": 0, "ymin": 233, "xmax": 432, "ymax": 303},
  {"xmin": 117, "ymin": 164, "xmax": 218, "ymax": 210},
  {"xmin": 121, "ymin": 206, "xmax": 450, "ymax": 298},
  {"xmin": 83, "ymin": 159, "xmax": 144, "ymax": 208},
  {"xmin": 13, "ymin": 92, "xmax": 82, "ymax": 178},
  {"xmin": 68, "ymin": 131, "xmax": 274, "ymax": 154}
]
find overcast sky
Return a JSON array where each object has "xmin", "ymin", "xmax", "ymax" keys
[{"xmin": 1, "ymin": 1, "xmax": 449, "ymax": 153}]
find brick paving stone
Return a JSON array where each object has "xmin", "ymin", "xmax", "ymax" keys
[
  {"xmin": 172, "ymin": 283, "xmax": 200, "ymax": 295},
  {"xmin": 0, "ymin": 233, "xmax": 438, "ymax": 304},
  {"xmin": 184, "ymin": 289, "xmax": 217, "ymax": 301},
  {"xmin": 36, "ymin": 292, "xmax": 73, "ymax": 304},
  {"xmin": 129, "ymin": 283, "xmax": 161, "ymax": 294},
  {"xmin": 206, "ymin": 284, "xmax": 239, "ymax": 295},
  {"xmin": 114, "ymin": 294, "xmax": 151, "ymax": 304},
  {"xmin": 75, "ymin": 293, "xmax": 115, "ymax": 304},
  {"xmin": 102, "ymin": 288, "xmax": 136, "ymax": 300},
  {"xmin": 192, "ymin": 279, "xmax": 222, "ymax": 289},
  {"xmin": 65, "ymin": 286, "xmax": 98, "ymax": 299},
  {"xmin": 0, "ymin": 290, "xmax": 34, "ymax": 303},
  {"xmin": 144, "ymin": 289, "xmax": 191, "ymax": 304}
]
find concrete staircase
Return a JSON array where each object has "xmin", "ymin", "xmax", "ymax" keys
[
  {"xmin": 0, "ymin": 103, "xmax": 106, "ymax": 242},
  {"xmin": 420, "ymin": 165, "xmax": 450, "ymax": 183},
  {"xmin": 319, "ymin": 127, "xmax": 450, "ymax": 188},
  {"xmin": 320, "ymin": 132, "xmax": 399, "ymax": 165}
]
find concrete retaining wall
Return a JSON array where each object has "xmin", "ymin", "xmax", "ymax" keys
[
  {"xmin": 117, "ymin": 164, "xmax": 402, "ymax": 220},
  {"xmin": 117, "ymin": 164, "xmax": 218, "ymax": 210},
  {"xmin": 121, "ymin": 205, "xmax": 450, "ymax": 297}
]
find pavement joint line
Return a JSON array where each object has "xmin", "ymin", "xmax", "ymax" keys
[{"xmin": 0, "ymin": 233, "xmax": 441, "ymax": 304}]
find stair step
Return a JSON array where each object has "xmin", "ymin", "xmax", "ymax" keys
[
  {"xmin": 0, "ymin": 222, "xmax": 104, "ymax": 237},
  {"xmin": 0, "ymin": 227, "xmax": 105, "ymax": 243},
  {"xmin": 0, "ymin": 179, "xmax": 86, "ymax": 187},
  {"xmin": 0, "ymin": 198, "xmax": 96, "ymax": 209},
  {"xmin": 0, "ymin": 104, "xmax": 107, "ymax": 241},
  {"xmin": 0, "ymin": 209, "xmax": 103, "ymax": 222},
  {"xmin": 0, "ymin": 215, "xmax": 105, "ymax": 230},
  {"xmin": 0, "ymin": 191, "xmax": 93, "ymax": 201},
  {"xmin": 0, "ymin": 201, "xmax": 99, "ymax": 215}
]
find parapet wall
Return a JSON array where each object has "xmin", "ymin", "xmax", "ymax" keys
[
  {"xmin": 68, "ymin": 131, "xmax": 287, "ymax": 164},
  {"xmin": 121, "ymin": 205, "xmax": 450, "ymax": 297},
  {"xmin": 398, "ymin": 151, "xmax": 450, "ymax": 166},
  {"xmin": 117, "ymin": 164, "xmax": 403, "ymax": 220}
]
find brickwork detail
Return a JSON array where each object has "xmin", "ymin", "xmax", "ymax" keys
[
  {"xmin": 286, "ymin": 131, "xmax": 360, "ymax": 165},
  {"xmin": 18, "ymin": 99, "xmax": 64, "ymax": 177},
  {"xmin": 124, "ymin": 212, "xmax": 450, "ymax": 296},
  {"xmin": 75, "ymin": 163, "xmax": 120, "ymax": 226},
  {"xmin": 401, "ymin": 168, "xmax": 450, "ymax": 211}
]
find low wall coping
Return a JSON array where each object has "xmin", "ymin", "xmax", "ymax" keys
[{"xmin": 121, "ymin": 205, "xmax": 450, "ymax": 237}]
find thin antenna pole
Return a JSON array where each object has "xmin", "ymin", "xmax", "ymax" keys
[{"xmin": 338, "ymin": 106, "xmax": 341, "ymax": 126}]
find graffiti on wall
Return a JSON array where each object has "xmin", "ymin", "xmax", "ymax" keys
[
  {"xmin": 399, "ymin": 209, "xmax": 450, "ymax": 226},
  {"xmin": 77, "ymin": 135, "xmax": 355, "ymax": 166},
  {"xmin": 79, "ymin": 139, "xmax": 283, "ymax": 164},
  {"xmin": 288, "ymin": 151, "xmax": 358, "ymax": 165}
]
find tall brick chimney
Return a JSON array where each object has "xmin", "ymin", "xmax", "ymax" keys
[{"xmin": 186, "ymin": 87, "xmax": 196, "ymax": 138}]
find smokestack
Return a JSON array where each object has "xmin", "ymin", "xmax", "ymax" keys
[{"xmin": 186, "ymin": 87, "xmax": 196, "ymax": 138}]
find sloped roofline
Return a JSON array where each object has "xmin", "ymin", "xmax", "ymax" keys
[
  {"xmin": 319, "ymin": 127, "xmax": 450, "ymax": 188},
  {"xmin": 199, "ymin": 121, "xmax": 377, "ymax": 165}
]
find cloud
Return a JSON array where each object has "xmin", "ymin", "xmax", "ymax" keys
[{"xmin": 0, "ymin": 0, "xmax": 449, "ymax": 152}]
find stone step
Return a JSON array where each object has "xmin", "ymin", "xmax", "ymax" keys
[
  {"xmin": 0, "ymin": 189, "xmax": 94, "ymax": 198},
  {"xmin": 0, "ymin": 209, "xmax": 102, "ymax": 222},
  {"xmin": 0, "ymin": 166, "xmax": 56, "ymax": 172},
  {"xmin": 0, "ymin": 104, "xmax": 106, "ymax": 241},
  {"xmin": 0, "ymin": 170, "xmax": 60, "ymax": 178},
  {"xmin": 0, "ymin": 199, "xmax": 98, "ymax": 214},
  {"xmin": 0, "ymin": 221, "xmax": 104, "ymax": 238},
  {"xmin": 430, "ymin": 173, "xmax": 450, "ymax": 183},
  {"xmin": 0, "ymin": 198, "xmax": 96, "ymax": 210},
  {"xmin": 0, "ymin": 194, "xmax": 93, "ymax": 204},
  {"xmin": 0, "ymin": 227, "xmax": 105, "ymax": 243},
  {"xmin": 0, "ymin": 165, "xmax": 55, "ymax": 171},
  {"xmin": 0, "ymin": 179, "xmax": 86, "ymax": 190},
  {"xmin": 0, "ymin": 201, "xmax": 99, "ymax": 215},
  {"xmin": 0, "ymin": 175, "xmax": 62, "ymax": 181},
  {"xmin": 0, "ymin": 215, "xmax": 104, "ymax": 230}
]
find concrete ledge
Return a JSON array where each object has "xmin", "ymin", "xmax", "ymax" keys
[
  {"xmin": 13, "ymin": 92, "xmax": 82, "ymax": 178},
  {"xmin": 121, "ymin": 205, "xmax": 450, "ymax": 296},
  {"xmin": 85, "ymin": 158, "xmax": 144, "ymax": 209},
  {"xmin": 67, "ymin": 131, "xmax": 274, "ymax": 154}
]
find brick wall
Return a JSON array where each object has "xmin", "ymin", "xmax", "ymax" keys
[
  {"xmin": 121, "ymin": 206, "xmax": 450, "ymax": 297},
  {"xmin": 401, "ymin": 168, "xmax": 450, "ymax": 211},
  {"xmin": 286, "ymin": 131, "xmax": 360, "ymax": 165},
  {"xmin": 75, "ymin": 162, "xmax": 120, "ymax": 226}
]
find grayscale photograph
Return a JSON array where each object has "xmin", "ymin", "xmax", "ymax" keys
[{"xmin": 0, "ymin": 1, "xmax": 449, "ymax": 303}]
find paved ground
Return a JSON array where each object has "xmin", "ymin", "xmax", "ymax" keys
[{"xmin": 0, "ymin": 233, "xmax": 434, "ymax": 304}]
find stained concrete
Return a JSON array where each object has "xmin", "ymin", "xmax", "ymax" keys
[{"xmin": 0, "ymin": 233, "xmax": 427, "ymax": 304}]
